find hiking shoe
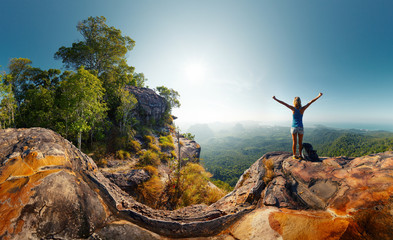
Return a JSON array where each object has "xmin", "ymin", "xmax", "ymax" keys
[{"xmin": 293, "ymin": 155, "xmax": 298, "ymax": 159}]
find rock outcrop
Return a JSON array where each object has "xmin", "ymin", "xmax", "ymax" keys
[
  {"xmin": 125, "ymin": 86, "xmax": 167, "ymax": 123},
  {"xmin": 1, "ymin": 128, "xmax": 393, "ymax": 239},
  {"xmin": 221, "ymin": 151, "xmax": 393, "ymax": 239},
  {"xmin": 175, "ymin": 134, "xmax": 201, "ymax": 163},
  {"xmin": 101, "ymin": 168, "xmax": 150, "ymax": 196}
]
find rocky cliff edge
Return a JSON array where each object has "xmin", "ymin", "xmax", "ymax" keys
[{"xmin": 1, "ymin": 128, "xmax": 393, "ymax": 239}]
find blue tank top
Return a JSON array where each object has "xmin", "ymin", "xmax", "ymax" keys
[{"xmin": 292, "ymin": 108, "xmax": 303, "ymax": 128}]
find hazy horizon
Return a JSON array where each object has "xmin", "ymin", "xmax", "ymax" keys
[
  {"xmin": 175, "ymin": 120, "xmax": 393, "ymax": 134},
  {"xmin": 1, "ymin": 0, "xmax": 393, "ymax": 129}
]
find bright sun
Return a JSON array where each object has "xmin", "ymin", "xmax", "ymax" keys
[{"xmin": 184, "ymin": 62, "xmax": 206, "ymax": 84}]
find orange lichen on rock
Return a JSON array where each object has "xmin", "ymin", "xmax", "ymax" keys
[
  {"xmin": 330, "ymin": 172, "xmax": 393, "ymax": 215},
  {"xmin": 23, "ymin": 151, "xmax": 69, "ymax": 171},
  {"xmin": 0, "ymin": 152, "xmax": 68, "ymax": 183},
  {"xmin": 14, "ymin": 219, "xmax": 24, "ymax": 237},
  {"xmin": 0, "ymin": 157, "xmax": 35, "ymax": 183},
  {"xmin": 269, "ymin": 209, "xmax": 349, "ymax": 240},
  {"xmin": 0, "ymin": 169, "xmax": 61, "ymax": 237},
  {"xmin": 0, "ymin": 150, "xmax": 67, "ymax": 238}
]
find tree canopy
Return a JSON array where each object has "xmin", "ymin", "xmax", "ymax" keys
[
  {"xmin": 57, "ymin": 66, "xmax": 107, "ymax": 149},
  {"xmin": 155, "ymin": 86, "xmax": 181, "ymax": 111},
  {"xmin": 54, "ymin": 16, "xmax": 135, "ymax": 76},
  {"xmin": 0, "ymin": 76, "xmax": 16, "ymax": 129},
  {"xmin": 5, "ymin": 58, "xmax": 33, "ymax": 105}
]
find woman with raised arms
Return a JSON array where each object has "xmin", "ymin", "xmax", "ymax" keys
[{"xmin": 273, "ymin": 93, "xmax": 323, "ymax": 160}]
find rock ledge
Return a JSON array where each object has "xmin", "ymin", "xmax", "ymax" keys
[{"xmin": 1, "ymin": 128, "xmax": 393, "ymax": 239}]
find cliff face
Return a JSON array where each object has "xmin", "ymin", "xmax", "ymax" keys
[
  {"xmin": 125, "ymin": 85, "xmax": 167, "ymax": 123},
  {"xmin": 1, "ymin": 128, "xmax": 393, "ymax": 239}
]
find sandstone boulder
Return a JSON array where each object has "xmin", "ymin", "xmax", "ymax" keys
[{"xmin": 0, "ymin": 128, "xmax": 108, "ymax": 239}]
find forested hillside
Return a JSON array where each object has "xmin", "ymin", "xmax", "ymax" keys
[
  {"xmin": 0, "ymin": 16, "xmax": 181, "ymax": 154},
  {"xmin": 0, "ymin": 16, "xmax": 225, "ymax": 209},
  {"xmin": 197, "ymin": 124, "xmax": 393, "ymax": 187}
]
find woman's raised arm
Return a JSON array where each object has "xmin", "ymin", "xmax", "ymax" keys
[
  {"xmin": 301, "ymin": 93, "xmax": 323, "ymax": 112},
  {"xmin": 273, "ymin": 96, "xmax": 295, "ymax": 111}
]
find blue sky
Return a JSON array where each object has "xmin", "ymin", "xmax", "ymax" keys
[{"xmin": 1, "ymin": 0, "xmax": 393, "ymax": 130}]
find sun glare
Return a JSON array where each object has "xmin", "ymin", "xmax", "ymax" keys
[{"xmin": 184, "ymin": 62, "xmax": 206, "ymax": 84}]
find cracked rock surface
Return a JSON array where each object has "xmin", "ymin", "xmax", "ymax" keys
[{"xmin": 1, "ymin": 128, "xmax": 393, "ymax": 239}]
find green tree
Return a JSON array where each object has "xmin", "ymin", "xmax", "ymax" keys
[
  {"xmin": 5, "ymin": 58, "xmax": 65, "ymax": 117},
  {"xmin": 54, "ymin": 16, "xmax": 139, "ymax": 129},
  {"xmin": 17, "ymin": 86, "xmax": 55, "ymax": 129},
  {"xmin": 18, "ymin": 68, "xmax": 65, "ymax": 128},
  {"xmin": 100, "ymin": 62, "xmax": 134, "ymax": 121},
  {"xmin": 6, "ymin": 60, "xmax": 66, "ymax": 129},
  {"xmin": 155, "ymin": 86, "xmax": 181, "ymax": 112},
  {"xmin": 116, "ymin": 88, "xmax": 137, "ymax": 136},
  {"xmin": 6, "ymin": 58, "xmax": 33, "ymax": 105},
  {"xmin": 0, "ymin": 76, "xmax": 17, "ymax": 129},
  {"xmin": 28, "ymin": 68, "xmax": 61, "ymax": 91},
  {"xmin": 132, "ymin": 72, "xmax": 147, "ymax": 87},
  {"xmin": 57, "ymin": 66, "xmax": 107, "ymax": 149},
  {"xmin": 54, "ymin": 16, "xmax": 135, "ymax": 75}
]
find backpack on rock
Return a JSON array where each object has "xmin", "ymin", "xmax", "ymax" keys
[{"xmin": 302, "ymin": 143, "xmax": 320, "ymax": 162}]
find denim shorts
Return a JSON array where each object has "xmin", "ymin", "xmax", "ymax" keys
[{"xmin": 291, "ymin": 127, "xmax": 304, "ymax": 135}]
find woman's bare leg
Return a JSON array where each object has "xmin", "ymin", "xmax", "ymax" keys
[
  {"xmin": 292, "ymin": 133, "xmax": 297, "ymax": 156},
  {"xmin": 298, "ymin": 134, "xmax": 303, "ymax": 158}
]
